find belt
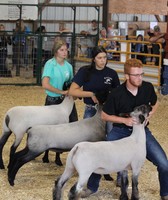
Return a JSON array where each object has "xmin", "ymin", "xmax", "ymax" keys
[
  {"xmin": 86, "ymin": 104, "xmax": 97, "ymax": 109},
  {"xmin": 47, "ymin": 95, "xmax": 64, "ymax": 101}
]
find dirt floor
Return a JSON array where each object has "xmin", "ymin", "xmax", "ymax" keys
[{"xmin": 0, "ymin": 85, "xmax": 168, "ymax": 200}]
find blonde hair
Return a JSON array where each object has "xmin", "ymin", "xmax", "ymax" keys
[
  {"xmin": 124, "ymin": 58, "xmax": 143, "ymax": 74},
  {"xmin": 52, "ymin": 39, "xmax": 67, "ymax": 55}
]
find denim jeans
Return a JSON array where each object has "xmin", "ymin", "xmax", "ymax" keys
[
  {"xmin": 83, "ymin": 105, "xmax": 97, "ymax": 119},
  {"xmin": 88, "ymin": 126, "xmax": 168, "ymax": 196}
]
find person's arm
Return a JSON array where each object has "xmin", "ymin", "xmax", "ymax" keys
[
  {"xmin": 148, "ymin": 101, "xmax": 159, "ymax": 119},
  {"xmin": 68, "ymin": 82, "xmax": 94, "ymax": 98},
  {"xmin": 149, "ymin": 33, "xmax": 165, "ymax": 43},
  {"xmin": 101, "ymin": 100, "xmax": 159, "ymax": 126},
  {"xmin": 68, "ymin": 82, "xmax": 98, "ymax": 103},
  {"xmin": 101, "ymin": 111, "xmax": 136, "ymax": 127},
  {"xmin": 42, "ymin": 77, "xmax": 68, "ymax": 95}
]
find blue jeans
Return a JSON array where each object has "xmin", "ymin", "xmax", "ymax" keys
[
  {"xmin": 88, "ymin": 126, "xmax": 168, "ymax": 196},
  {"xmin": 83, "ymin": 105, "xmax": 97, "ymax": 119}
]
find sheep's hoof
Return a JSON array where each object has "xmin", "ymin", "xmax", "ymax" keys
[
  {"xmin": 55, "ymin": 160, "xmax": 63, "ymax": 166},
  {"xmin": 42, "ymin": 157, "xmax": 49, "ymax": 163},
  {"xmin": 8, "ymin": 177, "xmax": 14, "ymax": 186},
  {"xmin": 119, "ymin": 194, "xmax": 129, "ymax": 200},
  {"xmin": 104, "ymin": 174, "xmax": 114, "ymax": 181},
  {"xmin": 131, "ymin": 195, "xmax": 139, "ymax": 200}
]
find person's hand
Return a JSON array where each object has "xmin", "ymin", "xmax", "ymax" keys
[
  {"xmin": 124, "ymin": 117, "xmax": 138, "ymax": 127},
  {"xmin": 61, "ymin": 90, "xmax": 68, "ymax": 96},
  {"xmin": 144, "ymin": 110, "xmax": 153, "ymax": 125},
  {"xmin": 91, "ymin": 95, "xmax": 99, "ymax": 104}
]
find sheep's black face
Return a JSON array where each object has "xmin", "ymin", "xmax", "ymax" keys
[{"xmin": 130, "ymin": 104, "xmax": 152, "ymax": 124}]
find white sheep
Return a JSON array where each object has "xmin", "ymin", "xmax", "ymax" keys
[
  {"xmin": 53, "ymin": 104, "xmax": 151, "ymax": 200},
  {"xmin": 0, "ymin": 95, "xmax": 74, "ymax": 169},
  {"xmin": 7, "ymin": 105, "xmax": 106, "ymax": 186}
]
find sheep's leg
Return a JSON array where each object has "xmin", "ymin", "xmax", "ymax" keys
[
  {"xmin": 103, "ymin": 174, "xmax": 114, "ymax": 181},
  {"xmin": 55, "ymin": 152, "xmax": 63, "ymax": 166},
  {"xmin": 131, "ymin": 174, "xmax": 139, "ymax": 200},
  {"xmin": 53, "ymin": 165, "xmax": 75, "ymax": 200},
  {"xmin": 68, "ymin": 174, "xmax": 92, "ymax": 200},
  {"xmin": 119, "ymin": 170, "xmax": 129, "ymax": 200},
  {"xmin": 42, "ymin": 151, "xmax": 63, "ymax": 166},
  {"xmin": 53, "ymin": 177, "xmax": 64, "ymax": 200},
  {"xmin": 8, "ymin": 150, "xmax": 41, "ymax": 186},
  {"xmin": 0, "ymin": 130, "xmax": 12, "ymax": 169},
  {"xmin": 68, "ymin": 183, "xmax": 79, "ymax": 200},
  {"xmin": 8, "ymin": 147, "xmax": 29, "ymax": 172},
  {"xmin": 7, "ymin": 143, "xmax": 22, "ymax": 169},
  {"xmin": 42, "ymin": 150, "xmax": 49, "ymax": 163},
  {"xmin": 8, "ymin": 134, "xmax": 25, "ymax": 169}
]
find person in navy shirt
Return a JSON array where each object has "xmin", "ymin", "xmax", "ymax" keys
[
  {"xmin": 69, "ymin": 45, "xmax": 120, "ymax": 182},
  {"xmin": 69, "ymin": 45, "xmax": 120, "ymax": 119}
]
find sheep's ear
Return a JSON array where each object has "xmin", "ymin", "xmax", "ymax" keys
[{"xmin": 139, "ymin": 114, "xmax": 145, "ymax": 124}]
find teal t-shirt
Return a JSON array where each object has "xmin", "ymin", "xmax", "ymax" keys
[{"xmin": 42, "ymin": 58, "xmax": 73, "ymax": 97}]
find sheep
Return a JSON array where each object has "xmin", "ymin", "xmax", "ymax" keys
[
  {"xmin": 0, "ymin": 95, "xmax": 74, "ymax": 169},
  {"xmin": 7, "ymin": 105, "xmax": 107, "ymax": 186},
  {"xmin": 52, "ymin": 104, "xmax": 151, "ymax": 200}
]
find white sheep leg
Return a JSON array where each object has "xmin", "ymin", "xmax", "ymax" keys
[
  {"xmin": 120, "ymin": 170, "xmax": 129, "ymax": 200},
  {"xmin": 131, "ymin": 174, "xmax": 139, "ymax": 200},
  {"xmin": 68, "ymin": 174, "xmax": 91, "ymax": 200},
  {"xmin": 131, "ymin": 161, "xmax": 144, "ymax": 200},
  {"xmin": 53, "ymin": 167, "xmax": 75, "ymax": 200}
]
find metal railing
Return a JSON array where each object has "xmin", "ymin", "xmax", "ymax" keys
[{"xmin": 75, "ymin": 37, "xmax": 163, "ymax": 89}]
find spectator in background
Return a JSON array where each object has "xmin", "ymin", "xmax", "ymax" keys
[
  {"xmin": 12, "ymin": 19, "xmax": 30, "ymax": 74},
  {"xmin": 32, "ymin": 25, "xmax": 46, "ymax": 77},
  {"xmin": 80, "ymin": 20, "xmax": 98, "ymax": 58},
  {"xmin": 107, "ymin": 22, "xmax": 114, "ymax": 38},
  {"xmin": 58, "ymin": 22, "xmax": 72, "ymax": 56},
  {"xmin": 148, "ymin": 25, "xmax": 165, "ymax": 85},
  {"xmin": 99, "ymin": 27, "xmax": 116, "ymax": 60},
  {"xmin": 58, "ymin": 22, "xmax": 71, "ymax": 33},
  {"xmin": 80, "ymin": 19, "xmax": 98, "ymax": 36},
  {"xmin": 132, "ymin": 34, "xmax": 148, "ymax": 64},
  {"xmin": 107, "ymin": 22, "xmax": 116, "ymax": 38},
  {"xmin": 0, "ymin": 24, "xmax": 12, "ymax": 77}
]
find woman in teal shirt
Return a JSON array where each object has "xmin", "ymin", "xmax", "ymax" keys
[{"xmin": 42, "ymin": 39, "xmax": 78, "ymax": 165}]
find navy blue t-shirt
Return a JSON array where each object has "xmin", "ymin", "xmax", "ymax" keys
[
  {"xmin": 103, "ymin": 81, "xmax": 157, "ymax": 128},
  {"xmin": 73, "ymin": 66, "xmax": 120, "ymax": 105}
]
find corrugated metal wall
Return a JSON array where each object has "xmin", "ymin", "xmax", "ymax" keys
[{"xmin": 40, "ymin": 0, "xmax": 103, "ymax": 33}]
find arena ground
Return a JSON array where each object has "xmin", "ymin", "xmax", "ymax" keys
[{"xmin": 0, "ymin": 85, "xmax": 167, "ymax": 200}]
